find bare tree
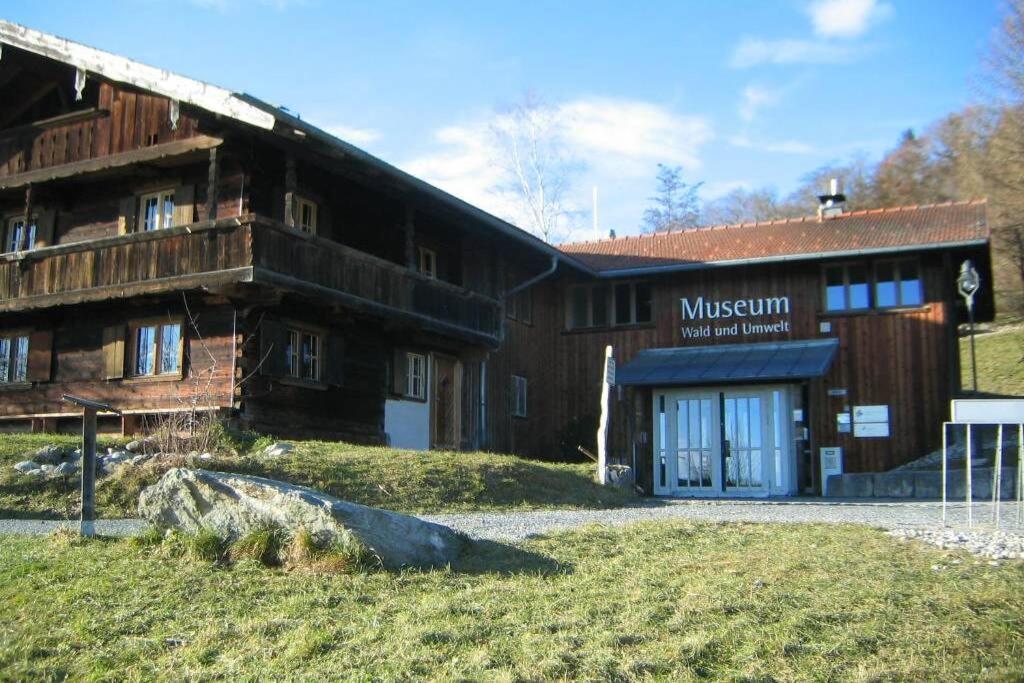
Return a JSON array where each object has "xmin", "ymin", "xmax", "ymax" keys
[
  {"xmin": 490, "ymin": 94, "xmax": 580, "ymax": 243},
  {"xmin": 641, "ymin": 164, "xmax": 703, "ymax": 232},
  {"xmin": 701, "ymin": 187, "xmax": 784, "ymax": 226}
]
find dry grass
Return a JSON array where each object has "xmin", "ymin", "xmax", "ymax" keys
[{"xmin": 0, "ymin": 521, "xmax": 1021, "ymax": 680}]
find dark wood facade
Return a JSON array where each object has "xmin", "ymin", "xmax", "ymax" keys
[
  {"xmin": 505, "ymin": 246, "xmax": 991, "ymax": 489},
  {"xmin": 0, "ymin": 35, "xmax": 556, "ymax": 447}
]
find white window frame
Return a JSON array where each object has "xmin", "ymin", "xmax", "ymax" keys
[
  {"xmin": 0, "ymin": 334, "xmax": 29, "ymax": 383},
  {"xmin": 4, "ymin": 216, "xmax": 36, "ymax": 254},
  {"xmin": 512, "ymin": 375, "xmax": 528, "ymax": 418},
  {"xmin": 406, "ymin": 352, "xmax": 426, "ymax": 400},
  {"xmin": 418, "ymin": 247, "xmax": 437, "ymax": 279},
  {"xmin": 296, "ymin": 197, "xmax": 318, "ymax": 235},
  {"xmin": 138, "ymin": 189, "xmax": 176, "ymax": 232},
  {"xmin": 287, "ymin": 328, "xmax": 322, "ymax": 382}
]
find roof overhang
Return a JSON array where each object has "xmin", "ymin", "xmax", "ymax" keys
[
  {"xmin": 0, "ymin": 20, "xmax": 276, "ymax": 130},
  {"xmin": 616, "ymin": 338, "xmax": 840, "ymax": 387}
]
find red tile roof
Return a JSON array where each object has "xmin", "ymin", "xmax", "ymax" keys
[{"xmin": 560, "ymin": 200, "xmax": 989, "ymax": 273}]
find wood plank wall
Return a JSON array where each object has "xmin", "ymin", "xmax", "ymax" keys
[
  {"xmin": 0, "ymin": 300, "xmax": 236, "ymax": 419},
  {"xmin": 0, "ymin": 82, "xmax": 201, "ymax": 178}
]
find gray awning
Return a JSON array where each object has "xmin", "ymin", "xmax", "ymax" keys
[{"xmin": 616, "ymin": 338, "xmax": 839, "ymax": 387}]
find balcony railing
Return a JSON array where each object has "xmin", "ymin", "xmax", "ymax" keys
[
  {"xmin": 0, "ymin": 215, "xmax": 502, "ymax": 344},
  {"xmin": 0, "ymin": 109, "xmax": 110, "ymax": 178}
]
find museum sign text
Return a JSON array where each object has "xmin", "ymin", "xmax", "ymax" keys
[{"xmin": 679, "ymin": 295, "xmax": 791, "ymax": 339}]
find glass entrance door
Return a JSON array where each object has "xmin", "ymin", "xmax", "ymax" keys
[
  {"xmin": 654, "ymin": 386, "xmax": 790, "ymax": 497},
  {"xmin": 723, "ymin": 394, "xmax": 765, "ymax": 491}
]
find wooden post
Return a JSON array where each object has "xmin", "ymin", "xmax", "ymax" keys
[
  {"xmin": 21, "ymin": 184, "xmax": 33, "ymax": 251},
  {"xmin": 597, "ymin": 345, "xmax": 614, "ymax": 485},
  {"xmin": 81, "ymin": 407, "xmax": 97, "ymax": 537},
  {"xmin": 284, "ymin": 155, "xmax": 296, "ymax": 228},
  {"xmin": 206, "ymin": 147, "xmax": 220, "ymax": 221},
  {"xmin": 404, "ymin": 205, "xmax": 416, "ymax": 270}
]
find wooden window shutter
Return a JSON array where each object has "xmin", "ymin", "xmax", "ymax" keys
[
  {"xmin": 117, "ymin": 197, "xmax": 136, "ymax": 235},
  {"xmin": 34, "ymin": 209, "xmax": 56, "ymax": 248},
  {"xmin": 173, "ymin": 184, "xmax": 195, "ymax": 227},
  {"xmin": 392, "ymin": 349, "xmax": 409, "ymax": 395},
  {"xmin": 102, "ymin": 325, "xmax": 125, "ymax": 380},
  {"xmin": 258, "ymin": 319, "xmax": 290, "ymax": 378},
  {"xmin": 325, "ymin": 335, "xmax": 344, "ymax": 386},
  {"xmin": 26, "ymin": 330, "xmax": 53, "ymax": 382}
]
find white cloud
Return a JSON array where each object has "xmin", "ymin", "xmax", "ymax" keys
[
  {"xmin": 400, "ymin": 97, "xmax": 713, "ymax": 234},
  {"xmin": 808, "ymin": 0, "xmax": 892, "ymax": 39},
  {"xmin": 320, "ymin": 123, "xmax": 382, "ymax": 147},
  {"xmin": 729, "ymin": 135, "xmax": 814, "ymax": 155},
  {"xmin": 739, "ymin": 85, "xmax": 782, "ymax": 122},
  {"xmin": 730, "ymin": 38, "xmax": 859, "ymax": 68},
  {"xmin": 558, "ymin": 98, "xmax": 712, "ymax": 172}
]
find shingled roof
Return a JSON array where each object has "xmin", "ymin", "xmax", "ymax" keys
[{"xmin": 560, "ymin": 200, "xmax": 989, "ymax": 275}]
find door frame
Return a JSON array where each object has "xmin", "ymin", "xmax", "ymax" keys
[
  {"xmin": 652, "ymin": 384, "xmax": 797, "ymax": 498},
  {"xmin": 429, "ymin": 353, "xmax": 462, "ymax": 450}
]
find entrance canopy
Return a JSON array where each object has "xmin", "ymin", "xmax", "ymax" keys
[{"xmin": 616, "ymin": 338, "xmax": 839, "ymax": 387}]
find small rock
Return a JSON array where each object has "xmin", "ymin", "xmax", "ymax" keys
[
  {"xmin": 198, "ymin": 453, "xmax": 213, "ymax": 461},
  {"xmin": 52, "ymin": 462, "xmax": 79, "ymax": 477},
  {"xmin": 14, "ymin": 460, "xmax": 38, "ymax": 474},
  {"xmin": 34, "ymin": 445, "xmax": 65, "ymax": 465},
  {"xmin": 126, "ymin": 438, "xmax": 155, "ymax": 454},
  {"xmin": 130, "ymin": 454, "xmax": 153, "ymax": 466},
  {"xmin": 261, "ymin": 442, "xmax": 294, "ymax": 458}
]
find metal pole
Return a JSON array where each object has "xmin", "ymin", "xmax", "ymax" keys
[
  {"xmin": 993, "ymin": 424, "xmax": 1003, "ymax": 528},
  {"xmin": 80, "ymin": 407, "xmax": 97, "ymax": 537},
  {"xmin": 1018, "ymin": 424, "xmax": 1023, "ymax": 525},
  {"xmin": 968, "ymin": 305, "xmax": 978, "ymax": 393},
  {"xmin": 966, "ymin": 423, "xmax": 973, "ymax": 528},
  {"xmin": 941, "ymin": 422, "xmax": 948, "ymax": 526}
]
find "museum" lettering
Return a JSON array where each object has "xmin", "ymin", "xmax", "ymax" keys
[{"xmin": 680, "ymin": 295, "xmax": 790, "ymax": 321}]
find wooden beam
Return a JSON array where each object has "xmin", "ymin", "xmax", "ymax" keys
[
  {"xmin": 206, "ymin": 146, "xmax": 220, "ymax": 221},
  {"xmin": 0, "ymin": 134, "xmax": 223, "ymax": 190},
  {"xmin": 283, "ymin": 154, "xmax": 296, "ymax": 228},
  {"xmin": 404, "ymin": 205, "xmax": 416, "ymax": 270},
  {"xmin": 21, "ymin": 184, "xmax": 32, "ymax": 251}
]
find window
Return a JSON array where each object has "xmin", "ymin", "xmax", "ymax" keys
[
  {"xmin": 138, "ymin": 190, "xmax": 175, "ymax": 231},
  {"xmin": 823, "ymin": 264, "xmax": 871, "ymax": 312},
  {"xmin": 824, "ymin": 260, "xmax": 924, "ymax": 312},
  {"xmin": 567, "ymin": 282, "xmax": 651, "ymax": 329},
  {"xmin": 286, "ymin": 328, "xmax": 321, "ymax": 382},
  {"xmin": 129, "ymin": 322, "xmax": 182, "ymax": 377},
  {"xmin": 419, "ymin": 247, "xmax": 437, "ymax": 279},
  {"xmin": 5, "ymin": 217, "xmax": 36, "ymax": 253},
  {"xmin": 512, "ymin": 375, "xmax": 528, "ymax": 418},
  {"xmin": 507, "ymin": 289, "xmax": 533, "ymax": 324},
  {"xmin": 875, "ymin": 260, "xmax": 923, "ymax": 308},
  {"xmin": 0, "ymin": 335, "xmax": 29, "ymax": 383},
  {"xmin": 296, "ymin": 197, "xmax": 317, "ymax": 234},
  {"xmin": 406, "ymin": 352, "xmax": 426, "ymax": 399}
]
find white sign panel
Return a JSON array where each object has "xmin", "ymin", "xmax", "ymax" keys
[
  {"xmin": 853, "ymin": 405, "xmax": 889, "ymax": 423},
  {"xmin": 605, "ymin": 358, "xmax": 616, "ymax": 385},
  {"xmin": 837, "ymin": 412, "xmax": 851, "ymax": 433},
  {"xmin": 854, "ymin": 422, "xmax": 890, "ymax": 438},
  {"xmin": 951, "ymin": 399, "xmax": 1024, "ymax": 424}
]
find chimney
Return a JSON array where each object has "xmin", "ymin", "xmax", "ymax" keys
[
  {"xmin": 608, "ymin": 229, "xmax": 616, "ymax": 239},
  {"xmin": 817, "ymin": 177, "xmax": 846, "ymax": 220}
]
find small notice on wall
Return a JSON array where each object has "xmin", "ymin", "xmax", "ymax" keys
[
  {"xmin": 853, "ymin": 404, "xmax": 890, "ymax": 438},
  {"xmin": 837, "ymin": 412, "xmax": 851, "ymax": 433}
]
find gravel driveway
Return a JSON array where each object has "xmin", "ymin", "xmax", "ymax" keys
[{"xmin": 1, "ymin": 498, "xmax": 1021, "ymax": 559}]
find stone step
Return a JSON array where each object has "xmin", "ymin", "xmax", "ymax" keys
[{"xmin": 826, "ymin": 468, "xmax": 1020, "ymax": 500}]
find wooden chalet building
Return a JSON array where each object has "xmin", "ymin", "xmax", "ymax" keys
[
  {"xmin": 517, "ymin": 198, "xmax": 993, "ymax": 495},
  {"xmin": 0, "ymin": 21, "xmax": 581, "ymax": 450},
  {"xmin": 0, "ymin": 22, "xmax": 995, "ymax": 496}
]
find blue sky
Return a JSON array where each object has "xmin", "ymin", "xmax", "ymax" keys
[{"xmin": 2, "ymin": 0, "xmax": 1003, "ymax": 241}]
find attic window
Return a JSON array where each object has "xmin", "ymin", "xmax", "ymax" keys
[
  {"xmin": 139, "ymin": 190, "xmax": 175, "ymax": 231},
  {"xmin": 296, "ymin": 197, "xmax": 317, "ymax": 234}
]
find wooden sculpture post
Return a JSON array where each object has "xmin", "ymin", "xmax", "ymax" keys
[{"xmin": 61, "ymin": 395, "xmax": 118, "ymax": 537}]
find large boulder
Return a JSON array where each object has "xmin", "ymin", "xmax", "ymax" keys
[{"xmin": 138, "ymin": 468, "xmax": 466, "ymax": 569}]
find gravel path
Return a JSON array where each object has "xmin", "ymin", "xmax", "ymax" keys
[
  {"xmin": 2, "ymin": 498, "xmax": 1022, "ymax": 559},
  {"xmin": 0, "ymin": 518, "xmax": 146, "ymax": 537}
]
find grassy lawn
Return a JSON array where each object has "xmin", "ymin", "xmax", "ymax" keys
[
  {"xmin": 961, "ymin": 323, "xmax": 1024, "ymax": 396},
  {"xmin": 0, "ymin": 434, "xmax": 633, "ymax": 520},
  {"xmin": 0, "ymin": 521, "xmax": 1020, "ymax": 680}
]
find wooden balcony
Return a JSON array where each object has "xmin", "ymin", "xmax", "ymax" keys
[{"xmin": 0, "ymin": 215, "xmax": 502, "ymax": 345}]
